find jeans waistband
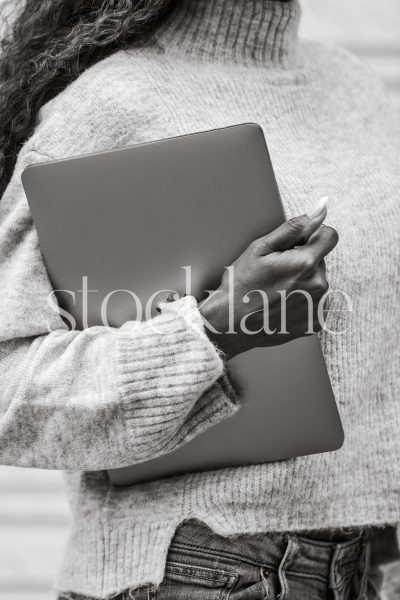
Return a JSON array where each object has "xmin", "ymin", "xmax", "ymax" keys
[{"xmin": 167, "ymin": 519, "xmax": 370, "ymax": 586}]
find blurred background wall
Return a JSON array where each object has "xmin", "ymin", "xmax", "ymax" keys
[
  {"xmin": 301, "ymin": 0, "xmax": 400, "ymax": 109},
  {"xmin": 0, "ymin": 1, "xmax": 399, "ymax": 599}
]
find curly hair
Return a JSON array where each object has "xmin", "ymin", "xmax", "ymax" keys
[{"xmin": 0, "ymin": 0, "xmax": 174, "ymax": 199}]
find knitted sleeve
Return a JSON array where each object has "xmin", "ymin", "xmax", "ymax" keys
[{"xmin": 0, "ymin": 149, "xmax": 239, "ymax": 470}]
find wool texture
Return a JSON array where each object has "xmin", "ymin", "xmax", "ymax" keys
[{"xmin": 0, "ymin": 0, "xmax": 399, "ymax": 597}]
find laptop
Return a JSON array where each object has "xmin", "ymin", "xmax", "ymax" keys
[{"xmin": 21, "ymin": 123, "xmax": 344, "ymax": 486}]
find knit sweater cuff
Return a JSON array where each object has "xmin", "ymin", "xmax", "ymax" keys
[{"xmin": 117, "ymin": 296, "xmax": 239, "ymax": 464}]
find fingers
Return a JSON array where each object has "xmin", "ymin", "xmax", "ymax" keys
[
  {"xmin": 318, "ymin": 259, "xmax": 326, "ymax": 277},
  {"xmin": 297, "ymin": 225, "xmax": 339, "ymax": 265}
]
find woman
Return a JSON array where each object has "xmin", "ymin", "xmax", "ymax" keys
[{"xmin": 0, "ymin": 0, "xmax": 399, "ymax": 598}]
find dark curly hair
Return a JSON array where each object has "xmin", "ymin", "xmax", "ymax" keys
[{"xmin": 0, "ymin": 0, "xmax": 174, "ymax": 199}]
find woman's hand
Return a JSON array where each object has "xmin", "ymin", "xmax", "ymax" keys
[{"xmin": 199, "ymin": 209, "xmax": 339, "ymax": 360}]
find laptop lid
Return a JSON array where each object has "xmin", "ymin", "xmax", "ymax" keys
[{"xmin": 21, "ymin": 123, "xmax": 344, "ymax": 485}]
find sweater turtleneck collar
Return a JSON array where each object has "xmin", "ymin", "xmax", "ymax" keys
[{"xmin": 155, "ymin": 0, "xmax": 301, "ymax": 66}]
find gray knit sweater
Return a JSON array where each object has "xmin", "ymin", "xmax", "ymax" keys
[{"xmin": 0, "ymin": 0, "xmax": 399, "ymax": 597}]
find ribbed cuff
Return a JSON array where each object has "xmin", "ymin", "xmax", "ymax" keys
[{"xmin": 116, "ymin": 296, "xmax": 238, "ymax": 464}]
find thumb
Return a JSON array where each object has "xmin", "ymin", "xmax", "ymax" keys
[
  {"xmin": 254, "ymin": 215, "xmax": 310, "ymax": 255},
  {"xmin": 254, "ymin": 206, "xmax": 327, "ymax": 255}
]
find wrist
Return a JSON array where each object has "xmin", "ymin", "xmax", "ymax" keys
[{"xmin": 198, "ymin": 290, "xmax": 236, "ymax": 360}]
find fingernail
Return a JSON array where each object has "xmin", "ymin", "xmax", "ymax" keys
[{"xmin": 307, "ymin": 196, "xmax": 329, "ymax": 219}]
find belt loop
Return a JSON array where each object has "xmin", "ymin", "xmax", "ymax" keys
[
  {"xmin": 357, "ymin": 536, "xmax": 372, "ymax": 600},
  {"xmin": 260, "ymin": 567, "xmax": 272, "ymax": 599},
  {"xmin": 278, "ymin": 537, "xmax": 299, "ymax": 600},
  {"xmin": 329, "ymin": 543, "xmax": 343, "ymax": 591}
]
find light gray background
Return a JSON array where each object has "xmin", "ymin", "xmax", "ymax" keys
[{"xmin": 0, "ymin": 1, "xmax": 399, "ymax": 598}]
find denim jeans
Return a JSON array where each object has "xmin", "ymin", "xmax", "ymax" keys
[{"xmin": 59, "ymin": 519, "xmax": 399, "ymax": 600}]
